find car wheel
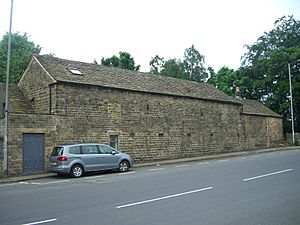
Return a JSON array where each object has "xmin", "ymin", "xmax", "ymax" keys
[
  {"xmin": 119, "ymin": 160, "xmax": 129, "ymax": 172},
  {"xmin": 71, "ymin": 165, "xmax": 84, "ymax": 178}
]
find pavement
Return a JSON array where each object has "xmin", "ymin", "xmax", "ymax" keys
[{"xmin": 0, "ymin": 145, "xmax": 299, "ymax": 184}]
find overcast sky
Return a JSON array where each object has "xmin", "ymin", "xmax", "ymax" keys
[{"xmin": 0, "ymin": 0, "xmax": 300, "ymax": 72}]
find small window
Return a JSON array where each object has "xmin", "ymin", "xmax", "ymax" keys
[
  {"xmin": 109, "ymin": 135, "xmax": 119, "ymax": 149},
  {"xmin": 158, "ymin": 133, "xmax": 164, "ymax": 137},
  {"xmin": 69, "ymin": 146, "xmax": 81, "ymax": 155},
  {"xmin": 82, "ymin": 145, "xmax": 98, "ymax": 154},
  {"xmin": 67, "ymin": 67, "xmax": 83, "ymax": 75}
]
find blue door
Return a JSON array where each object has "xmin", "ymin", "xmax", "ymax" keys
[{"xmin": 22, "ymin": 133, "xmax": 45, "ymax": 174}]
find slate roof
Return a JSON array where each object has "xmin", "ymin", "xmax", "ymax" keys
[
  {"xmin": 241, "ymin": 99, "xmax": 282, "ymax": 118},
  {"xmin": 34, "ymin": 55, "xmax": 242, "ymax": 105},
  {"xmin": 0, "ymin": 83, "xmax": 34, "ymax": 114}
]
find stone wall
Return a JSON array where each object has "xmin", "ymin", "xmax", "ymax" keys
[
  {"xmin": 52, "ymin": 83, "xmax": 244, "ymax": 162},
  {"xmin": 242, "ymin": 114, "xmax": 283, "ymax": 149},
  {"xmin": 18, "ymin": 58, "xmax": 54, "ymax": 114},
  {"xmin": 0, "ymin": 113, "xmax": 56, "ymax": 175},
  {"xmin": 266, "ymin": 117, "xmax": 284, "ymax": 146},
  {"xmin": 1, "ymin": 74, "xmax": 284, "ymax": 176}
]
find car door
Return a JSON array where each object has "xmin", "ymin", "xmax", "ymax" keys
[
  {"xmin": 81, "ymin": 145, "xmax": 102, "ymax": 171},
  {"xmin": 99, "ymin": 145, "xmax": 120, "ymax": 169}
]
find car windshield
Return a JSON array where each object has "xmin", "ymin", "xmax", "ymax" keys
[{"xmin": 51, "ymin": 147, "xmax": 64, "ymax": 156}]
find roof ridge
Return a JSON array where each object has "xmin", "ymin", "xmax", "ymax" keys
[{"xmin": 34, "ymin": 55, "xmax": 242, "ymax": 105}]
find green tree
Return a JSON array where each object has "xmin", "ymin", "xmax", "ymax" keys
[
  {"xmin": 208, "ymin": 66, "xmax": 238, "ymax": 96},
  {"xmin": 183, "ymin": 45, "xmax": 208, "ymax": 82},
  {"xmin": 160, "ymin": 58, "xmax": 186, "ymax": 79},
  {"xmin": 149, "ymin": 55, "xmax": 165, "ymax": 75},
  {"xmin": 101, "ymin": 51, "xmax": 140, "ymax": 71},
  {"xmin": 0, "ymin": 32, "xmax": 41, "ymax": 83},
  {"xmin": 240, "ymin": 15, "xmax": 300, "ymax": 132},
  {"xmin": 149, "ymin": 45, "xmax": 208, "ymax": 82}
]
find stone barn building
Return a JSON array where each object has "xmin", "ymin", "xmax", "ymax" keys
[{"xmin": 0, "ymin": 55, "xmax": 283, "ymax": 175}]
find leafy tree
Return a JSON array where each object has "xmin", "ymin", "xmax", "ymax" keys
[
  {"xmin": 183, "ymin": 45, "xmax": 208, "ymax": 82},
  {"xmin": 0, "ymin": 32, "xmax": 41, "ymax": 83},
  {"xmin": 208, "ymin": 66, "xmax": 238, "ymax": 96},
  {"xmin": 149, "ymin": 45, "xmax": 208, "ymax": 82},
  {"xmin": 149, "ymin": 55, "xmax": 165, "ymax": 75},
  {"xmin": 101, "ymin": 55, "xmax": 119, "ymax": 67},
  {"xmin": 240, "ymin": 15, "xmax": 300, "ymax": 132},
  {"xmin": 101, "ymin": 51, "xmax": 140, "ymax": 71},
  {"xmin": 161, "ymin": 58, "xmax": 186, "ymax": 79}
]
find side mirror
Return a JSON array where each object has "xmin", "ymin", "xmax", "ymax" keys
[{"xmin": 111, "ymin": 150, "xmax": 117, "ymax": 155}]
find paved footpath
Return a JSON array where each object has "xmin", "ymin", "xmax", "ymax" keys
[{"xmin": 1, "ymin": 146, "xmax": 299, "ymax": 184}]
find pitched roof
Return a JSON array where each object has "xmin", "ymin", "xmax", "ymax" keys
[
  {"xmin": 241, "ymin": 99, "xmax": 282, "ymax": 118},
  {"xmin": 33, "ymin": 55, "xmax": 242, "ymax": 105},
  {"xmin": 0, "ymin": 83, "xmax": 34, "ymax": 114}
]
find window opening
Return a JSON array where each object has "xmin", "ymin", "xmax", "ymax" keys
[
  {"xmin": 67, "ymin": 67, "xmax": 83, "ymax": 75},
  {"xmin": 109, "ymin": 135, "xmax": 119, "ymax": 149}
]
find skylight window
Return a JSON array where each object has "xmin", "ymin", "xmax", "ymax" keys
[{"xmin": 67, "ymin": 67, "xmax": 83, "ymax": 75}]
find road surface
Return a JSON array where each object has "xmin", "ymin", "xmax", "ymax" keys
[{"xmin": 0, "ymin": 149, "xmax": 299, "ymax": 225}]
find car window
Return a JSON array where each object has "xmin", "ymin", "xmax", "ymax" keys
[
  {"xmin": 69, "ymin": 146, "xmax": 81, "ymax": 155},
  {"xmin": 82, "ymin": 145, "xmax": 99, "ymax": 154},
  {"xmin": 51, "ymin": 147, "xmax": 64, "ymax": 156},
  {"xmin": 100, "ymin": 145, "xmax": 114, "ymax": 154}
]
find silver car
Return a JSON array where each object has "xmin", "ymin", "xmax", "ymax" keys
[{"xmin": 48, "ymin": 143, "xmax": 134, "ymax": 178}]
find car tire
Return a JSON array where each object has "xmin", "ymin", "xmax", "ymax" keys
[
  {"xmin": 70, "ymin": 165, "xmax": 84, "ymax": 178},
  {"xmin": 119, "ymin": 160, "xmax": 130, "ymax": 172}
]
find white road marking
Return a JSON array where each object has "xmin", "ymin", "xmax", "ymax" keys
[
  {"xmin": 197, "ymin": 162, "xmax": 209, "ymax": 165},
  {"xmin": 30, "ymin": 180, "xmax": 70, "ymax": 185},
  {"xmin": 118, "ymin": 171, "xmax": 136, "ymax": 176},
  {"xmin": 149, "ymin": 168, "xmax": 165, "ymax": 171},
  {"xmin": 243, "ymin": 169, "xmax": 293, "ymax": 182},
  {"xmin": 175, "ymin": 164, "xmax": 189, "ymax": 168},
  {"xmin": 22, "ymin": 218, "xmax": 57, "ymax": 225},
  {"xmin": 19, "ymin": 182, "xmax": 29, "ymax": 184},
  {"xmin": 116, "ymin": 186, "xmax": 213, "ymax": 209}
]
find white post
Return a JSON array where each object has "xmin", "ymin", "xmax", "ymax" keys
[{"xmin": 288, "ymin": 63, "xmax": 295, "ymax": 145}]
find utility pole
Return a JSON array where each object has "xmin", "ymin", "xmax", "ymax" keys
[
  {"xmin": 287, "ymin": 58, "xmax": 300, "ymax": 146},
  {"xmin": 3, "ymin": 0, "xmax": 14, "ymax": 176}
]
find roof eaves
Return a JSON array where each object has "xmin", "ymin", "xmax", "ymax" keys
[
  {"xmin": 54, "ymin": 80, "xmax": 243, "ymax": 106},
  {"xmin": 242, "ymin": 112, "xmax": 282, "ymax": 118}
]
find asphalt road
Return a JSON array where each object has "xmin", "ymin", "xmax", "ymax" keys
[{"xmin": 0, "ymin": 149, "xmax": 300, "ymax": 225}]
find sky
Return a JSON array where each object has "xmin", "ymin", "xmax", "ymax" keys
[{"xmin": 0, "ymin": 0, "xmax": 300, "ymax": 72}]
